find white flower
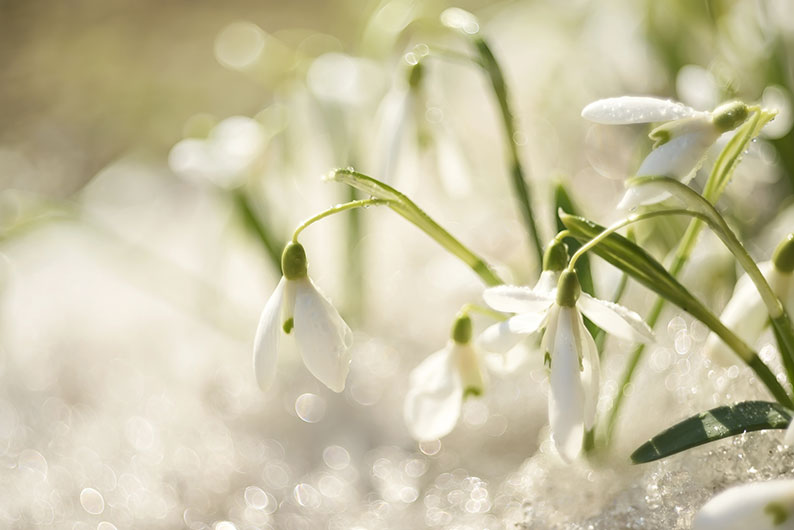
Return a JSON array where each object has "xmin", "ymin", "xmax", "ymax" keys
[
  {"xmin": 704, "ymin": 261, "xmax": 792, "ymax": 365},
  {"xmin": 483, "ymin": 271, "xmax": 652, "ymax": 460},
  {"xmin": 705, "ymin": 234, "xmax": 794, "ymax": 365},
  {"xmin": 581, "ymin": 96, "xmax": 749, "ymax": 208},
  {"xmin": 693, "ymin": 480, "xmax": 794, "ymax": 530},
  {"xmin": 253, "ymin": 242, "xmax": 352, "ymax": 393},
  {"xmin": 404, "ymin": 314, "xmax": 486, "ymax": 441}
]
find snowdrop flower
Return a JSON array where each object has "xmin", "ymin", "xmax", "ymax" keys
[
  {"xmin": 479, "ymin": 239, "xmax": 568, "ymax": 355},
  {"xmin": 693, "ymin": 479, "xmax": 794, "ymax": 530},
  {"xmin": 483, "ymin": 270, "xmax": 652, "ymax": 460},
  {"xmin": 704, "ymin": 233, "xmax": 794, "ymax": 365},
  {"xmin": 404, "ymin": 313, "xmax": 486, "ymax": 441},
  {"xmin": 253, "ymin": 241, "xmax": 352, "ymax": 393},
  {"xmin": 581, "ymin": 96, "xmax": 749, "ymax": 208}
]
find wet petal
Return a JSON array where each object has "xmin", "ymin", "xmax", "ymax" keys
[
  {"xmin": 581, "ymin": 96, "xmax": 698, "ymax": 124},
  {"xmin": 636, "ymin": 128, "xmax": 720, "ymax": 179},
  {"xmin": 577, "ymin": 294, "xmax": 653, "ymax": 342},
  {"xmin": 704, "ymin": 264, "xmax": 770, "ymax": 365},
  {"xmin": 293, "ymin": 278, "xmax": 353, "ymax": 392},
  {"xmin": 548, "ymin": 306, "xmax": 585, "ymax": 462},
  {"xmin": 404, "ymin": 347, "xmax": 463, "ymax": 441},
  {"xmin": 478, "ymin": 320, "xmax": 525, "ymax": 354},
  {"xmin": 253, "ymin": 277, "xmax": 287, "ymax": 392},
  {"xmin": 485, "ymin": 346, "xmax": 529, "ymax": 375},
  {"xmin": 483, "ymin": 285, "xmax": 554, "ymax": 313},
  {"xmin": 693, "ymin": 480, "xmax": 794, "ymax": 530},
  {"xmin": 573, "ymin": 311, "xmax": 600, "ymax": 430}
]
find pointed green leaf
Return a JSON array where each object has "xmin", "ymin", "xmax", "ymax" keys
[
  {"xmin": 554, "ymin": 182, "xmax": 595, "ymax": 297},
  {"xmin": 631, "ymin": 401, "xmax": 792, "ymax": 463}
]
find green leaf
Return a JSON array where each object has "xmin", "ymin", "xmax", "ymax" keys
[
  {"xmin": 560, "ymin": 212, "xmax": 712, "ymax": 324},
  {"xmin": 553, "ymin": 182, "xmax": 594, "ymax": 297},
  {"xmin": 631, "ymin": 401, "xmax": 792, "ymax": 463}
]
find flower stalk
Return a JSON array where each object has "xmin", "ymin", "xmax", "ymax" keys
[{"xmin": 328, "ymin": 169, "xmax": 503, "ymax": 286}]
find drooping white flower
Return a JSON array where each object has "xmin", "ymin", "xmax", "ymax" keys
[
  {"xmin": 705, "ymin": 234, "xmax": 794, "ymax": 365},
  {"xmin": 693, "ymin": 480, "xmax": 794, "ymax": 530},
  {"xmin": 483, "ymin": 270, "xmax": 653, "ymax": 460},
  {"xmin": 404, "ymin": 313, "xmax": 486, "ymax": 442},
  {"xmin": 253, "ymin": 242, "xmax": 352, "ymax": 393},
  {"xmin": 581, "ymin": 96, "xmax": 749, "ymax": 208}
]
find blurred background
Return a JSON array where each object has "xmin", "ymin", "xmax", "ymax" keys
[{"xmin": 2, "ymin": 0, "xmax": 794, "ymax": 528}]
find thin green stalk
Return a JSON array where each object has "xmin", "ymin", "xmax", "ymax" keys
[
  {"xmin": 472, "ymin": 37, "xmax": 544, "ymax": 266},
  {"xmin": 292, "ymin": 198, "xmax": 393, "ymax": 242},
  {"xmin": 328, "ymin": 169, "xmax": 504, "ymax": 286}
]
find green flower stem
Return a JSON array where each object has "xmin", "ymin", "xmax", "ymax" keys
[
  {"xmin": 291, "ymin": 198, "xmax": 393, "ymax": 242},
  {"xmin": 328, "ymin": 169, "xmax": 504, "ymax": 286},
  {"xmin": 471, "ymin": 37, "xmax": 544, "ymax": 266},
  {"xmin": 232, "ymin": 188, "xmax": 283, "ymax": 271}
]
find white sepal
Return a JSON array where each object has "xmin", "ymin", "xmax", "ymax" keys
[
  {"xmin": 293, "ymin": 277, "xmax": 353, "ymax": 393},
  {"xmin": 404, "ymin": 346, "xmax": 463, "ymax": 442},
  {"xmin": 483, "ymin": 285, "xmax": 555, "ymax": 313},
  {"xmin": 548, "ymin": 306, "xmax": 585, "ymax": 462},
  {"xmin": 253, "ymin": 278, "xmax": 287, "ymax": 392},
  {"xmin": 479, "ymin": 320, "xmax": 526, "ymax": 354},
  {"xmin": 574, "ymin": 310, "xmax": 600, "ymax": 430},
  {"xmin": 637, "ymin": 128, "xmax": 720, "ymax": 179},
  {"xmin": 693, "ymin": 480, "xmax": 794, "ymax": 530},
  {"xmin": 581, "ymin": 96, "xmax": 698, "ymax": 125},
  {"xmin": 577, "ymin": 293, "xmax": 654, "ymax": 343}
]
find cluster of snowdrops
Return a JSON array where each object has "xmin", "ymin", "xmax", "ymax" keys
[{"xmin": 250, "ymin": 91, "xmax": 794, "ymax": 529}]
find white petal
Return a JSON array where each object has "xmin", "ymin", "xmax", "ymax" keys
[
  {"xmin": 534, "ymin": 270, "xmax": 559, "ymax": 295},
  {"xmin": 693, "ymin": 480, "xmax": 794, "ymax": 530},
  {"xmin": 704, "ymin": 265, "xmax": 770, "ymax": 365},
  {"xmin": 252, "ymin": 277, "xmax": 287, "ymax": 392},
  {"xmin": 541, "ymin": 304, "xmax": 560, "ymax": 355},
  {"xmin": 483, "ymin": 285, "xmax": 554, "ymax": 313},
  {"xmin": 478, "ymin": 320, "xmax": 526, "ymax": 354},
  {"xmin": 581, "ymin": 96, "xmax": 698, "ymax": 124},
  {"xmin": 784, "ymin": 421, "xmax": 794, "ymax": 447},
  {"xmin": 293, "ymin": 278, "xmax": 353, "ymax": 393},
  {"xmin": 636, "ymin": 128, "xmax": 720, "ymax": 179},
  {"xmin": 485, "ymin": 346, "xmax": 529, "ymax": 375},
  {"xmin": 404, "ymin": 347, "xmax": 463, "ymax": 441},
  {"xmin": 453, "ymin": 343, "xmax": 486, "ymax": 394},
  {"xmin": 577, "ymin": 294, "xmax": 653, "ymax": 343},
  {"xmin": 573, "ymin": 310, "xmax": 600, "ymax": 430},
  {"xmin": 548, "ymin": 306, "xmax": 585, "ymax": 462}
]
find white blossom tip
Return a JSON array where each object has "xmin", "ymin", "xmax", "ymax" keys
[{"xmin": 581, "ymin": 96, "xmax": 697, "ymax": 125}]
